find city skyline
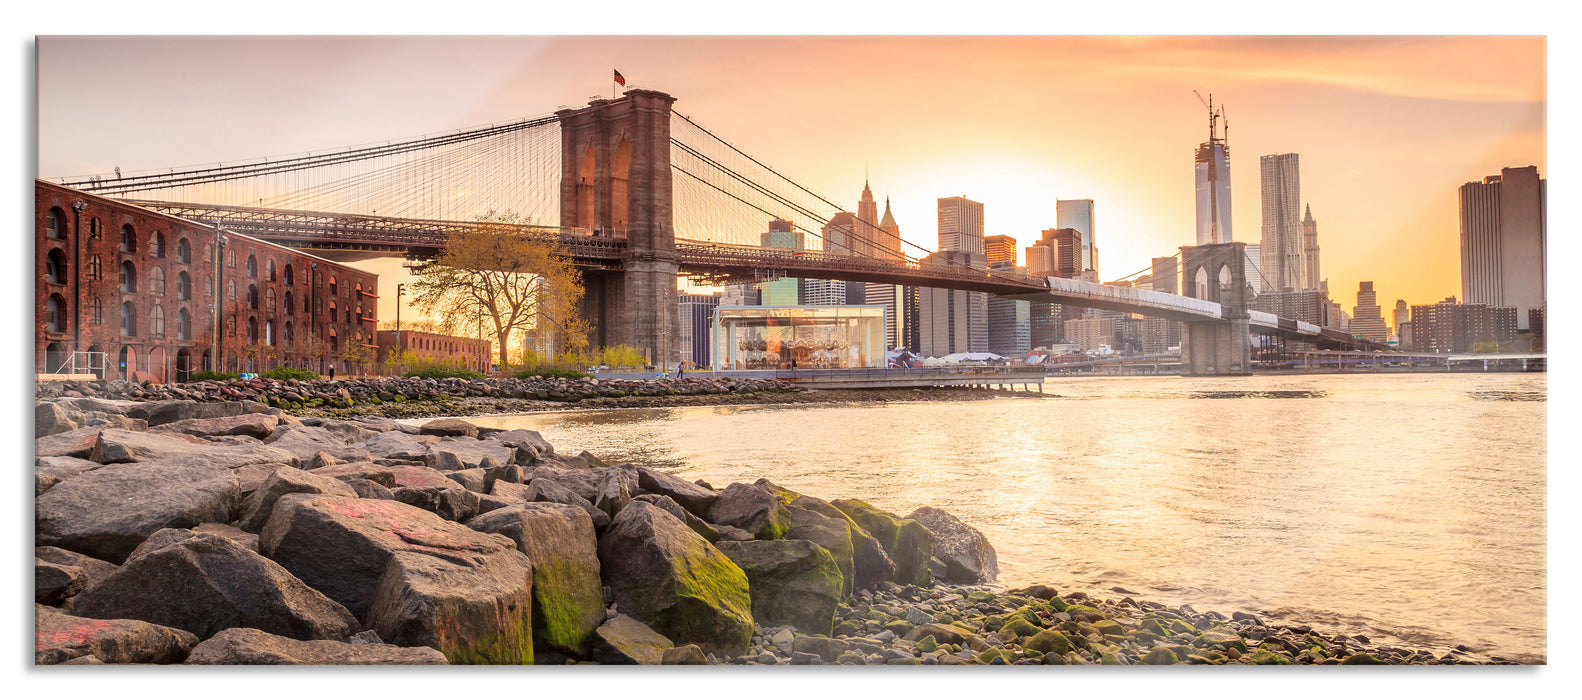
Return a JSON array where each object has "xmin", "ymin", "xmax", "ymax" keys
[{"xmin": 34, "ymin": 36, "xmax": 1544, "ymax": 322}]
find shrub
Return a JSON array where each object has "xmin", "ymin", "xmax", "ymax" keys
[
  {"xmin": 258, "ymin": 366, "xmax": 320, "ymax": 381},
  {"xmin": 406, "ymin": 366, "xmax": 485, "ymax": 380},
  {"xmin": 187, "ymin": 370, "xmax": 239, "ymax": 382},
  {"xmin": 512, "ymin": 367, "xmax": 590, "ymax": 380}
]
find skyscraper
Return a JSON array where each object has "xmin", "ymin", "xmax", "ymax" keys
[
  {"xmin": 677, "ymin": 292, "xmax": 721, "ymax": 368},
  {"xmin": 760, "ymin": 219, "xmax": 802, "ymax": 305},
  {"xmin": 817, "ymin": 211, "xmax": 864, "ymax": 304},
  {"xmin": 1259, "ymin": 153, "xmax": 1304, "ymax": 291},
  {"xmin": 864, "ymin": 195, "xmax": 908, "ymax": 349},
  {"xmin": 937, "ymin": 196, "xmax": 986, "ymax": 262},
  {"xmin": 1460, "ymin": 166, "xmax": 1546, "ymax": 331},
  {"xmin": 1194, "ymin": 97, "xmax": 1233, "ymax": 245},
  {"xmin": 984, "ymin": 235, "xmax": 1018, "ymax": 267},
  {"xmin": 855, "ymin": 181, "xmax": 881, "ymax": 259},
  {"xmin": 1243, "ymin": 243, "xmax": 1263, "ymax": 293},
  {"xmin": 1056, "ymin": 199, "xmax": 1097, "ymax": 274},
  {"xmin": 1350, "ymin": 282, "xmax": 1389, "ymax": 342},
  {"xmin": 921, "ymin": 197, "xmax": 988, "ymax": 355},
  {"xmin": 1302, "ymin": 205, "xmax": 1321, "ymax": 290}
]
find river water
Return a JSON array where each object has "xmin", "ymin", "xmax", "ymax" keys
[{"xmin": 465, "ymin": 372, "xmax": 1546, "ymax": 662}]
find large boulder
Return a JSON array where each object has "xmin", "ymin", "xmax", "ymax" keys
[
  {"xmin": 593, "ymin": 468, "xmax": 631, "ymax": 518},
  {"xmin": 35, "ymin": 546, "xmax": 119, "ymax": 606},
  {"xmin": 782, "ymin": 505, "xmax": 856, "ymax": 599},
  {"xmin": 184, "ymin": 627, "xmax": 449, "ymax": 665},
  {"xmin": 708, "ymin": 483, "xmax": 791, "ymax": 540},
  {"xmin": 35, "ymin": 604, "xmax": 197, "ymax": 665},
  {"xmin": 89, "ymin": 428, "xmax": 299, "ymax": 468},
  {"xmin": 237, "ymin": 468, "xmax": 359, "ymax": 533},
  {"xmin": 423, "ymin": 439, "xmax": 514, "ymax": 471},
  {"xmin": 36, "ymin": 459, "xmax": 240, "ymax": 563},
  {"xmin": 150, "ymin": 413, "xmax": 280, "ymax": 440},
  {"xmin": 715, "ymin": 539, "xmax": 844, "ymax": 636},
  {"xmin": 419, "ymin": 418, "xmax": 478, "ymax": 438},
  {"xmin": 263, "ymin": 425, "xmax": 363, "ymax": 463},
  {"xmin": 597, "ymin": 501, "xmax": 752, "ymax": 657},
  {"xmin": 632, "ymin": 494, "xmax": 721, "ymax": 542},
  {"xmin": 636, "ymin": 467, "xmax": 718, "ymax": 518},
  {"xmin": 259, "ymin": 496, "xmax": 535, "ymax": 664},
  {"xmin": 310, "ymin": 462, "xmax": 397, "ymax": 488},
  {"xmin": 126, "ymin": 399, "xmax": 266, "ymax": 426},
  {"xmin": 360, "ymin": 431, "xmax": 432, "ymax": 461},
  {"xmin": 387, "ymin": 464, "xmax": 464, "ymax": 491},
  {"xmin": 906, "ymin": 506, "xmax": 998, "ymax": 584},
  {"xmin": 499, "ymin": 478, "xmax": 610, "ymax": 530},
  {"xmin": 832, "ymin": 499, "xmax": 934, "ymax": 587},
  {"xmin": 34, "ymin": 456, "xmax": 104, "ymax": 495},
  {"xmin": 587, "ymin": 614, "xmax": 673, "ymax": 665},
  {"xmin": 391, "ymin": 485, "xmax": 480, "ymax": 522},
  {"xmin": 72, "ymin": 531, "xmax": 358, "ymax": 642},
  {"xmin": 467, "ymin": 504, "xmax": 605, "ymax": 651},
  {"xmin": 482, "ymin": 429, "xmax": 555, "ymax": 457},
  {"xmin": 774, "ymin": 491, "xmax": 894, "ymax": 590},
  {"xmin": 35, "ymin": 426, "xmax": 107, "ymax": 459}
]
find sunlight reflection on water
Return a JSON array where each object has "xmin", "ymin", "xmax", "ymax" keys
[{"xmin": 466, "ymin": 372, "xmax": 1546, "ymax": 661}]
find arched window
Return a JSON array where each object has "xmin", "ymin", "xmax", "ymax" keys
[
  {"xmin": 284, "ymin": 291, "xmax": 295, "ymax": 316},
  {"xmin": 355, "ymin": 283, "xmax": 362, "ymax": 297},
  {"xmin": 266, "ymin": 319, "xmax": 276, "ymax": 346},
  {"xmin": 45, "ymin": 248, "xmax": 67, "ymax": 284},
  {"xmin": 267, "ymin": 260, "xmax": 277, "ymax": 282},
  {"xmin": 227, "ymin": 248, "xmax": 235, "ymax": 268},
  {"xmin": 284, "ymin": 321, "xmax": 294, "ymax": 345},
  {"xmin": 265, "ymin": 287, "xmax": 276, "ymax": 314},
  {"xmin": 89, "ymin": 218, "xmax": 102, "ymax": 240},
  {"xmin": 151, "ymin": 232, "xmax": 166, "ymax": 258},
  {"xmin": 149, "ymin": 267, "xmax": 166, "ymax": 296},
  {"xmin": 227, "ymin": 279, "xmax": 236, "ymax": 301},
  {"xmin": 356, "ymin": 304, "xmax": 363, "ymax": 326},
  {"xmin": 119, "ymin": 261, "xmax": 137, "ymax": 293},
  {"xmin": 120, "ymin": 224, "xmax": 136, "ymax": 253},
  {"xmin": 283, "ymin": 264, "xmax": 294, "ymax": 286},
  {"xmin": 330, "ymin": 300, "xmax": 337, "ymax": 321},
  {"xmin": 329, "ymin": 327, "xmax": 338, "ymax": 352},
  {"xmin": 120, "ymin": 301, "xmax": 136, "ymax": 336},
  {"xmin": 345, "ymin": 307, "xmax": 352, "ymax": 324},
  {"xmin": 246, "ymin": 255, "xmax": 257, "ymax": 278},
  {"xmin": 247, "ymin": 317, "xmax": 258, "ymax": 344},
  {"xmin": 178, "ymin": 307, "xmax": 191, "ymax": 340},
  {"xmin": 90, "ymin": 298, "xmax": 103, "ymax": 324},
  {"xmin": 46, "ymin": 342, "xmax": 67, "ymax": 373},
  {"xmin": 228, "ymin": 314, "xmax": 236, "ymax": 337},
  {"xmin": 150, "ymin": 305, "xmax": 165, "ymax": 338},
  {"xmin": 177, "ymin": 271, "xmax": 192, "ymax": 300},
  {"xmin": 247, "ymin": 284, "xmax": 258, "ymax": 310},
  {"xmin": 45, "ymin": 207, "xmax": 66, "ymax": 239},
  {"xmin": 203, "ymin": 243, "xmax": 213, "ymax": 263},
  {"xmin": 329, "ymin": 276, "xmax": 338, "ymax": 296},
  {"xmin": 46, "ymin": 294, "xmax": 66, "ymax": 332},
  {"xmin": 87, "ymin": 255, "xmax": 101, "ymax": 281},
  {"xmin": 176, "ymin": 238, "xmax": 191, "ymax": 264},
  {"xmin": 118, "ymin": 346, "xmax": 135, "ymax": 380}
]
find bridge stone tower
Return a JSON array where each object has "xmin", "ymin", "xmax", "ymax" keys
[
  {"xmin": 1179, "ymin": 242, "xmax": 1252, "ymax": 376},
  {"xmin": 557, "ymin": 90, "xmax": 679, "ymax": 367}
]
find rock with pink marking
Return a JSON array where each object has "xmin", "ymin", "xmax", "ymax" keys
[
  {"xmin": 35, "ymin": 603, "xmax": 197, "ymax": 665},
  {"xmin": 259, "ymin": 496, "xmax": 534, "ymax": 664}
]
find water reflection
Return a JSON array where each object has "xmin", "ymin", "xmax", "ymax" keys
[{"xmin": 466, "ymin": 373, "xmax": 1545, "ymax": 662}]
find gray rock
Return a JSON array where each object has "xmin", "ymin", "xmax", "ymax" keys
[
  {"xmin": 391, "ymin": 485, "xmax": 480, "ymax": 522},
  {"xmin": 632, "ymin": 494, "xmax": 721, "ymax": 542},
  {"xmin": 466, "ymin": 503, "xmax": 605, "ymax": 651},
  {"xmin": 72, "ymin": 532, "xmax": 358, "ymax": 641},
  {"xmin": 36, "ymin": 459, "xmax": 240, "ymax": 563},
  {"xmin": 346, "ymin": 478, "xmax": 395, "ymax": 500},
  {"xmin": 150, "ymin": 413, "xmax": 280, "ymax": 440},
  {"xmin": 418, "ymin": 418, "xmax": 478, "ymax": 438},
  {"xmin": 907, "ymin": 506, "xmax": 998, "ymax": 584},
  {"xmin": 708, "ymin": 483, "xmax": 791, "ymax": 540},
  {"xmin": 237, "ymin": 467, "xmax": 359, "ymax": 533},
  {"xmin": 35, "ymin": 456, "xmax": 105, "ymax": 495},
  {"xmin": 309, "ymin": 462, "xmax": 397, "ymax": 488},
  {"xmin": 35, "ymin": 426, "xmax": 108, "ymax": 459},
  {"xmin": 184, "ymin": 627, "xmax": 448, "ymax": 665},
  {"xmin": 589, "ymin": 614, "xmax": 673, "ymax": 665},
  {"xmin": 90, "ymin": 428, "xmax": 299, "ymax": 468},
  {"xmin": 35, "ymin": 603, "xmax": 197, "ymax": 665},
  {"xmin": 637, "ymin": 467, "xmax": 719, "ymax": 518},
  {"xmin": 716, "ymin": 539, "xmax": 844, "ymax": 636},
  {"xmin": 593, "ymin": 468, "xmax": 631, "ymax": 517}
]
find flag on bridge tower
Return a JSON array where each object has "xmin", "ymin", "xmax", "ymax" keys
[{"xmin": 613, "ymin": 69, "xmax": 626, "ymax": 87}]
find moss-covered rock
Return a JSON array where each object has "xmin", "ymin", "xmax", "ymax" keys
[
  {"xmin": 914, "ymin": 635, "xmax": 938, "ymax": 653},
  {"xmin": 597, "ymin": 502, "xmax": 753, "ymax": 657},
  {"xmin": 1340, "ymin": 652, "xmax": 1388, "ymax": 665},
  {"xmin": 831, "ymin": 499, "xmax": 934, "ymax": 587},
  {"xmin": 1247, "ymin": 648, "xmax": 1292, "ymax": 665},
  {"xmin": 714, "ymin": 539, "xmax": 843, "ymax": 637},
  {"xmin": 1092, "ymin": 619, "xmax": 1127, "ymax": 639},
  {"xmin": 1001, "ymin": 617, "xmax": 1042, "ymax": 638},
  {"xmin": 465, "ymin": 503, "xmax": 604, "ymax": 652},
  {"xmin": 1023, "ymin": 629, "xmax": 1076, "ymax": 655},
  {"xmin": 1142, "ymin": 646, "xmax": 1180, "ymax": 665}
]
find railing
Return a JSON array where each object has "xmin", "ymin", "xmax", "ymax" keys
[{"xmin": 1044, "ymin": 276, "xmax": 1223, "ymax": 318}]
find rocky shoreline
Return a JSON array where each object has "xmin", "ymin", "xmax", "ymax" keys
[
  {"xmin": 33, "ymin": 394, "xmax": 1508, "ymax": 665},
  {"xmin": 35, "ymin": 377, "xmax": 1047, "ymax": 421}
]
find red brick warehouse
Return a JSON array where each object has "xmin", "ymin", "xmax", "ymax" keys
[{"xmin": 36, "ymin": 180, "xmax": 378, "ymax": 382}]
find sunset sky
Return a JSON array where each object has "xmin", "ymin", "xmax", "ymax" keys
[{"xmin": 36, "ymin": 35, "xmax": 1545, "ymax": 323}]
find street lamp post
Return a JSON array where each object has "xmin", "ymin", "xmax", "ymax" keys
[{"xmin": 395, "ymin": 282, "xmax": 405, "ymax": 348}]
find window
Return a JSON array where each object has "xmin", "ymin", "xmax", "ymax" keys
[
  {"xmin": 356, "ymin": 304, "xmax": 364, "ymax": 326},
  {"xmin": 151, "ymin": 232, "xmax": 166, "ymax": 258},
  {"xmin": 177, "ymin": 271, "xmax": 192, "ymax": 300},
  {"xmin": 247, "ymin": 284, "xmax": 258, "ymax": 310},
  {"xmin": 46, "ymin": 294, "xmax": 66, "ymax": 332},
  {"xmin": 45, "ymin": 249, "xmax": 67, "ymax": 284},
  {"xmin": 178, "ymin": 308, "xmax": 191, "ymax": 340},
  {"xmin": 284, "ymin": 291, "xmax": 294, "ymax": 316},
  {"xmin": 246, "ymin": 255, "xmax": 257, "ymax": 278},
  {"xmin": 329, "ymin": 276, "xmax": 337, "ymax": 295},
  {"xmin": 46, "ymin": 207, "xmax": 65, "ymax": 240},
  {"xmin": 151, "ymin": 305, "xmax": 165, "ymax": 338},
  {"xmin": 283, "ymin": 264, "xmax": 294, "ymax": 286},
  {"xmin": 284, "ymin": 322, "xmax": 294, "ymax": 345},
  {"xmin": 227, "ymin": 248, "xmax": 235, "ymax": 268},
  {"xmin": 329, "ymin": 328, "xmax": 338, "ymax": 352},
  {"xmin": 176, "ymin": 238, "xmax": 191, "ymax": 264},
  {"xmin": 228, "ymin": 315, "xmax": 236, "ymax": 337},
  {"xmin": 118, "ymin": 346, "xmax": 134, "ymax": 379},
  {"xmin": 345, "ymin": 307, "xmax": 352, "ymax": 324},
  {"xmin": 330, "ymin": 300, "xmax": 337, "ymax": 321},
  {"xmin": 89, "ymin": 218, "xmax": 102, "ymax": 239},
  {"xmin": 120, "ymin": 225, "xmax": 136, "ymax": 253},
  {"xmin": 88, "ymin": 255, "xmax": 101, "ymax": 281},
  {"xmin": 119, "ymin": 261, "xmax": 137, "ymax": 293},
  {"xmin": 227, "ymin": 279, "xmax": 236, "ymax": 301},
  {"xmin": 149, "ymin": 267, "xmax": 166, "ymax": 296},
  {"xmin": 266, "ymin": 287, "xmax": 276, "ymax": 314},
  {"xmin": 267, "ymin": 260, "xmax": 276, "ymax": 282},
  {"xmin": 120, "ymin": 302, "xmax": 136, "ymax": 336},
  {"xmin": 204, "ymin": 243, "xmax": 213, "ymax": 263},
  {"xmin": 90, "ymin": 298, "xmax": 103, "ymax": 324},
  {"xmin": 266, "ymin": 319, "xmax": 276, "ymax": 346},
  {"xmin": 247, "ymin": 317, "xmax": 258, "ymax": 344}
]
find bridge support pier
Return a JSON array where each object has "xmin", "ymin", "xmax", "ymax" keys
[{"xmin": 1181, "ymin": 318, "xmax": 1251, "ymax": 376}]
